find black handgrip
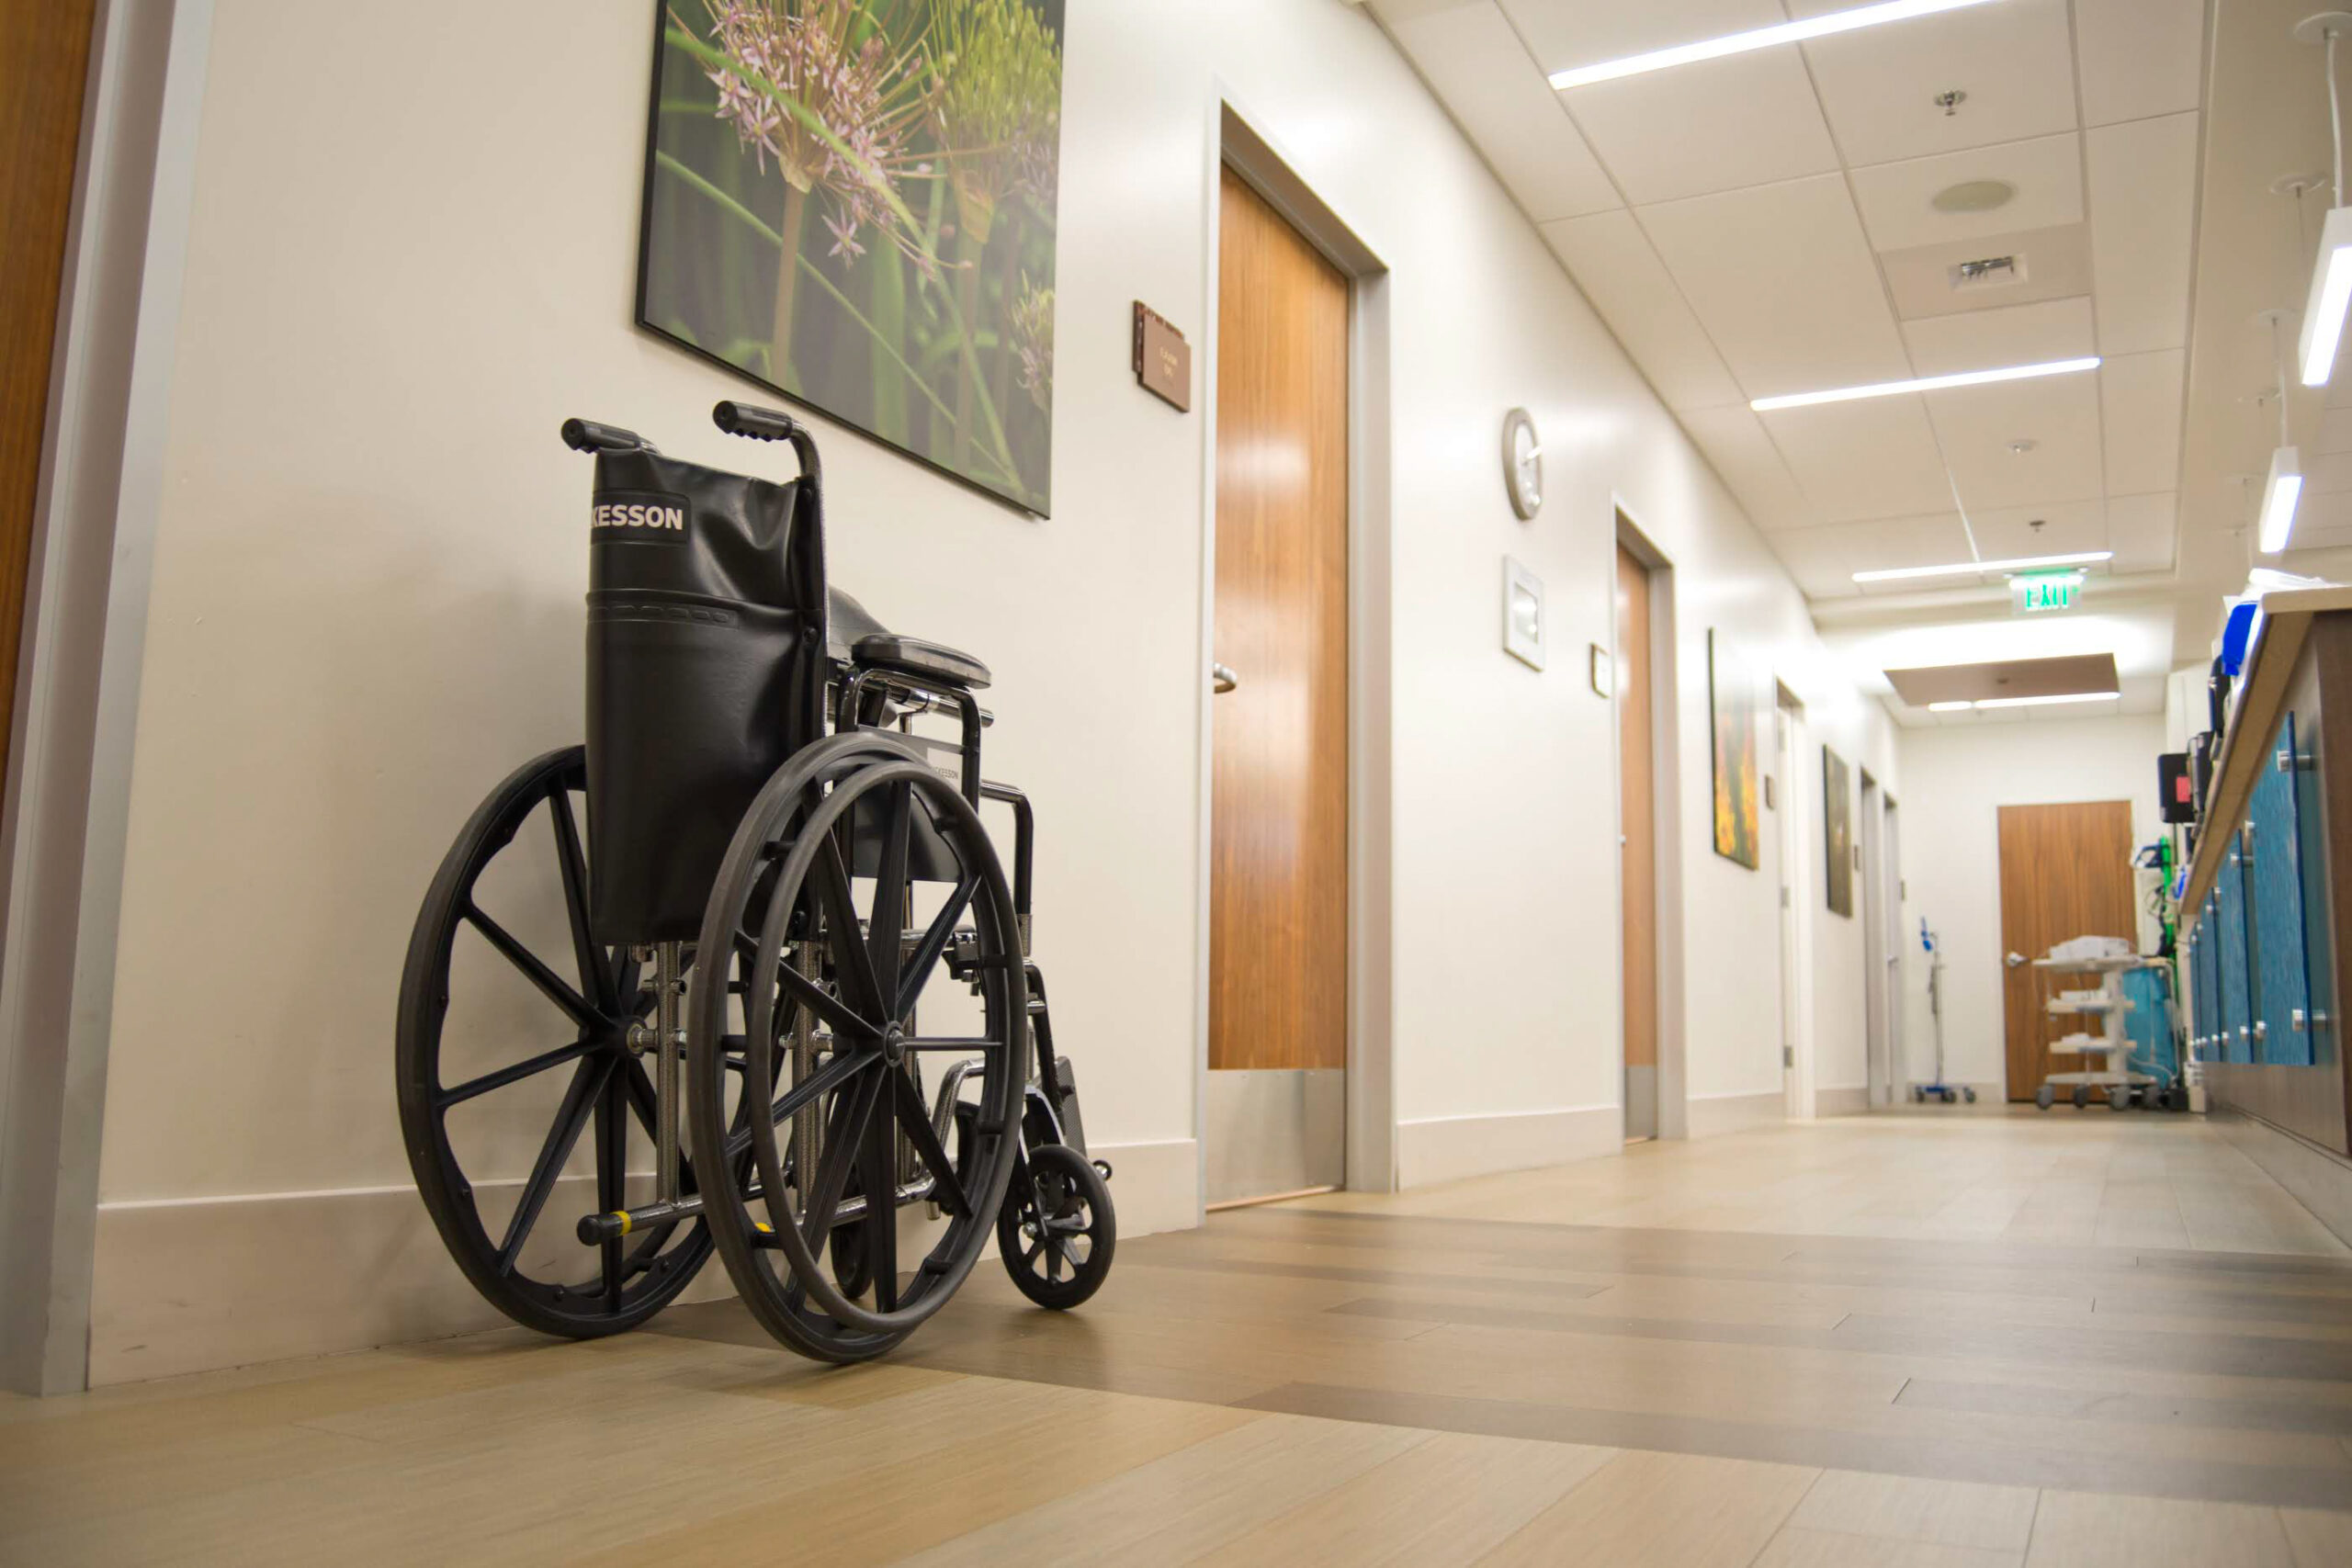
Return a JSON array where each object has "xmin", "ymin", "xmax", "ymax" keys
[
  {"xmin": 561, "ymin": 418, "xmax": 652, "ymax": 455},
  {"xmin": 713, "ymin": 400, "xmax": 798, "ymax": 442}
]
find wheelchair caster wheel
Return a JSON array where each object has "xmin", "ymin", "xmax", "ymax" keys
[
  {"xmin": 1963, "ymin": 1087, "xmax": 1977, "ymax": 1103},
  {"xmin": 2072, "ymin": 1086, "xmax": 2091, "ymax": 1110},
  {"xmin": 1000, "ymin": 1144, "xmax": 1114, "ymax": 1310},
  {"xmin": 2036, "ymin": 1085, "xmax": 2054, "ymax": 1111}
]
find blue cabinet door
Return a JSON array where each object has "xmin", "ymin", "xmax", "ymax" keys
[
  {"xmin": 2248, "ymin": 711, "xmax": 2314, "ymax": 1066},
  {"xmin": 2216, "ymin": 839, "xmax": 2253, "ymax": 1064}
]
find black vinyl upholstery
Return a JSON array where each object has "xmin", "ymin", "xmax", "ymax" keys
[{"xmin": 827, "ymin": 589, "xmax": 992, "ymax": 690}]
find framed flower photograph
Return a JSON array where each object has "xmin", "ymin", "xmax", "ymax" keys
[{"xmin": 636, "ymin": 1, "xmax": 1066, "ymax": 514}]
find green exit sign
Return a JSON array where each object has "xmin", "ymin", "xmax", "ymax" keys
[{"xmin": 2011, "ymin": 571, "xmax": 2082, "ymax": 614}]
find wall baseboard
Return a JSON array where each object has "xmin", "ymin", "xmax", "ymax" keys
[
  {"xmin": 1395, "ymin": 1105, "xmax": 1620, "ymax": 1189},
  {"xmin": 2211, "ymin": 1111, "xmax": 2352, "ymax": 1249},
  {"xmin": 1685, "ymin": 1089, "xmax": 1784, "ymax": 1138},
  {"xmin": 87, "ymin": 1135, "xmax": 1200, "ymax": 1389},
  {"xmin": 1815, "ymin": 1086, "xmax": 1869, "ymax": 1117}
]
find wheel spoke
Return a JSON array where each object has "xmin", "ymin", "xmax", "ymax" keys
[
  {"xmin": 800, "ymin": 1059, "xmax": 884, "ymax": 1248},
  {"xmin": 596, "ymin": 1062, "xmax": 628, "ymax": 1311},
  {"xmin": 494, "ymin": 1055, "xmax": 610, "ymax": 1273},
  {"xmin": 888, "ymin": 1066, "xmax": 969, "ymax": 1216},
  {"xmin": 463, "ymin": 905, "xmax": 599, "ymax": 1031},
  {"xmin": 437, "ymin": 1038, "xmax": 593, "ymax": 1111},
  {"xmin": 897, "ymin": 874, "xmax": 978, "ymax": 1020},
  {"xmin": 548, "ymin": 787, "xmax": 611, "ymax": 1013},
  {"xmin": 862, "ymin": 1071, "xmax": 899, "ymax": 1311},
  {"xmin": 766, "ymin": 943, "xmax": 876, "ymax": 1042},
  {"xmin": 900, "ymin": 1036, "xmax": 1005, "ymax": 1052},
  {"xmin": 812, "ymin": 838, "xmax": 885, "ymax": 1024},
  {"xmin": 866, "ymin": 783, "xmax": 913, "ymax": 1023}
]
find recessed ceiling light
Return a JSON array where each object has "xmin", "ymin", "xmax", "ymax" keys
[
  {"xmin": 2258, "ymin": 446, "xmax": 2304, "ymax": 554},
  {"xmin": 1850, "ymin": 550, "xmax": 2113, "ymax": 583},
  {"xmin": 1546, "ymin": 0, "xmax": 2005, "ymax": 91},
  {"xmin": 1971, "ymin": 691, "xmax": 2122, "ymax": 709},
  {"xmin": 1927, "ymin": 701, "xmax": 1974, "ymax": 712},
  {"xmin": 1934, "ymin": 179, "xmax": 2015, "ymax": 213},
  {"xmin": 1752, "ymin": 355, "xmax": 2100, "ymax": 412}
]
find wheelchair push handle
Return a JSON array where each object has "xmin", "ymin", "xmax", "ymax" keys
[
  {"xmin": 714, "ymin": 400, "xmax": 823, "ymax": 494},
  {"xmin": 712, "ymin": 400, "xmax": 798, "ymax": 442},
  {"xmin": 560, "ymin": 418, "xmax": 655, "ymax": 455}
]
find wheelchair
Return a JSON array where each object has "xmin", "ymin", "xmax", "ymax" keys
[{"xmin": 396, "ymin": 400, "xmax": 1114, "ymax": 1363}]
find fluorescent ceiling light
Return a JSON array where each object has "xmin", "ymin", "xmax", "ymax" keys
[
  {"xmin": 2257, "ymin": 446, "xmax": 2304, "ymax": 555},
  {"xmin": 1850, "ymin": 550, "xmax": 2112, "ymax": 584},
  {"xmin": 1753, "ymin": 355, "xmax": 2100, "ymax": 412},
  {"xmin": 2301, "ymin": 206, "xmax": 2352, "ymax": 387},
  {"xmin": 1547, "ymin": 0, "xmax": 2003, "ymax": 90},
  {"xmin": 1972, "ymin": 691, "xmax": 2121, "ymax": 710},
  {"xmin": 1928, "ymin": 691, "xmax": 2119, "ymax": 711}
]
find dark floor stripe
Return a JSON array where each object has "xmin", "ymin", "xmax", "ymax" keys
[
  {"xmin": 1896, "ymin": 1377, "xmax": 2352, "ymax": 1436},
  {"xmin": 1233, "ymin": 1381, "xmax": 2352, "ymax": 1511}
]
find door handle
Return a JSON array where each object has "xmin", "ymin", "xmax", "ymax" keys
[
  {"xmin": 2005, "ymin": 952, "xmax": 2027, "ymax": 968},
  {"xmin": 1211, "ymin": 662, "xmax": 1238, "ymax": 694}
]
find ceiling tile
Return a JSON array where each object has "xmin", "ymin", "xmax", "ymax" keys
[
  {"xmin": 1760, "ymin": 396, "xmax": 1955, "ymax": 522},
  {"xmin": 1494, "ymin": 0, "xmax": 1784, "ymax": 75},
  {"xmin": 1963, "ymin": 497, "xmax": 2107, "ymax": 560},
  {"xmin": 1376, "ymin": 1, "xmax": 1621, "ymax": 220},
  {"xmin": 2099, "ymin": 349, "xmax": 2186, "ymax": 498},
  {"xmin": 1902, "ymin": 296, "xmax": 2096, "ymax": 376},
  {"xmin": 1765, "ymin": 512, "xmax": 1975, "ymax": 599},
  {"xmin": 1561, "ymin": 49, "xmax": 1839, "ymax": 205},
  {"xmin": 2309, "ymin": 449, "xmax": 2352, "ymax": 495},
  {"xmin": 1679, "ymin": 403, "xmax": 1815, "ymax": 529},
  {"xmin": 1879, "ymin": 223, "xmax": 2093, "ymax": 321},
  {"xmin": 1637, "ymin": 175, "xmax": 1908, "ymax": 400},
  {"xmin": 1849, "ymin": 133, "xmax": 2084, "ymax": 254},
  {"xmin": 2075, "ymin": 0, "xmax": 2206, "ymax": 127},
  {"xmin": 1928, "ymin": 371, "xmax": 2105, "ymax": 512},
  {"xmin": 1792, "ymin": 0, "xmax": 2079, "ymax": 167},
  {"xmin": 2086, "ymin": 111, "xmax": 2199, "ymax": 355},
  {"xmin": 1541, "ymin": 211, "xmax": 1743, "ymax": 410},
  {"xmin": 2105, "ymin": 491, "xmax": 2178, "ymax": 573},
  {"xmin": 2318, "ymin": 406, "xmax": 2352, "ymax": 454}
]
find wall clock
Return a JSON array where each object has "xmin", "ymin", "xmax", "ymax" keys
[{"xmin": 1501, "ymin": 407, "xmax": 1542, "ymax": 521}]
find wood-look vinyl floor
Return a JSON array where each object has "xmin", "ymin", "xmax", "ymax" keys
[{"xmin": 6, "ymin": 1112, "xmax": 2347, "ymax": 1563}]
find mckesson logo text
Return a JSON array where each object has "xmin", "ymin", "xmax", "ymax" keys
[{"xmin": 593, "ymin": 502, "xmax": 685, "ymax": 532}]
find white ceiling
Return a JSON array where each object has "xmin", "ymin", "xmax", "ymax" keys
[{"xmin": 1369, "ymin": 0, "xmax": 2220, "ymax": 724}]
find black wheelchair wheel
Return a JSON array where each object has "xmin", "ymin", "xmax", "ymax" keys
[
  {"xmin": 998, "ymin": 1144, "xmax": 1115, "ymax": 1311},
  {"xmin": 688, "ymin": 732, "xmax": 1029, "ymax": 1363},
  {"xmin": 396, "ymin": 747, "xmax": 714, "ymax": 1337}
]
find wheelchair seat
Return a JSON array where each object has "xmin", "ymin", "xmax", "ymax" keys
[{"xmin": 827, "ymin": 589, "xmax": 992, "ymax": 691}]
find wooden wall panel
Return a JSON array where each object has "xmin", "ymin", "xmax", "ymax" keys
[
  {"xmin": 1996, "ymin": 801, "xmax": 2136, "ymax": 1100},
  {"xmin": 1208, "ymin": 167, "xmax": 1349, "ymax": 1074},
  {"xmin": 0, "ymin": 0, "xmax": 97, "ymax": 803}
]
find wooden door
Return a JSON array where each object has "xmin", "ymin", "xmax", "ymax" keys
[
  {"xmin": 1208, "ymin": 165, "xmax": 1348, "ymax": 1079},
  {"xmin": 0, "ymin": 0, "xmax": 99, "ymax": 806},
  {"xmin": 1615, "ymin": 543, "xmax": 1657, "ymax": 1137},
  {"xmin": 1996, "ymin": 801, "xmax": 2136, "ymax": 1100}
]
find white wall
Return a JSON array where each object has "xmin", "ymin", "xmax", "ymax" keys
[
  {"xmin": 1895, "ymin": 714, "xmax": 2166, "ymax": 1095},
  {"xmin": 84, "ymin": 0, "xmax": 1894, "ymax": 1382}
]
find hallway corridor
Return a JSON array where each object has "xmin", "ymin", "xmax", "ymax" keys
[{"xmin": 7, "ymin": 1114, "xmax": 2348, "ymax": 1564}]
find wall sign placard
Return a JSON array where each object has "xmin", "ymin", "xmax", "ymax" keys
[
  {"xmin": 1504, "ymin": 558, "xmax": 1545, "ymax": 670},
  {"xmin": 1133, "ymin": 302, "xmax": 1191, "ymax": 411}
]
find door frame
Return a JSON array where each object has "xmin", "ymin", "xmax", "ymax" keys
[
  {"xmin": 1192, "ymin": 93, "xmax": 1395, "ymax": 1212},
  {"xmin": 1775, "ymin": 692, "xmax": 1817, "ymax": 1120},
  {"xmin": 1860, "ymin": 769, "xmax": 1889, "ymax": 1107},
  {"xmin": 1611, "ymin": 504, "xmax": 1686, "ymax": 1142},
  {"xmin": 0, "ymin": 0, "xmax": 211, "ymax": 1395}
]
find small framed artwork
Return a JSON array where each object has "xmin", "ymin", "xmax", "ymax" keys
[{"xmin": 1504, "ymin": 558, "xmax": 1545, "ymax": 670}]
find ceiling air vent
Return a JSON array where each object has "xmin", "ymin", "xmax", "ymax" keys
[{"xmin": 1949, "ymin": 254, "xmax": 2026, "ymax": 292}]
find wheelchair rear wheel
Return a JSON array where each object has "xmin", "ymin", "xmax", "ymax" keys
[
  {"xmin": 689, "ymin": 734, "xmax": 1030, "ymax": 1363},
  {"xmin": 396, "ymin": 748, "xmax": 715, "ymax": 1337}
]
